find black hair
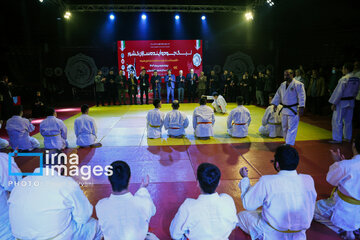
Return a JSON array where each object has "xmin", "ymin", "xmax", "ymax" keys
[
  {"xmin": 81, "ymin": 104, "xmax": 89, "ymax": 114},
  {"xmin": 167, "ymin": 69, "xmax": 172, "ymax": 72},
  {"xmin": 200, "ymin": 97, "xmax": 207, "ymax": 105},
  {"xmin": 153, "ymin": 70, "xmax": 157, "ymax": 73},
  {"xmin": 197, "ymin": 163, "xmax": 221, "ymax": 194},
  {"xmin": 172, "ymin": 100, "xmax": 179, "ymax": 110},
  {"xmin": 354, "ymin": 134, "xmax": 360, "ymax": 153},
  {"xmin": 274, "ymin": 145, "xmax": 299, "ymax": 171},
  {"xmin": 153, "ymin": 99, "xmax": 161, "ymax": 108},
  {"xmin": 212, "ymin": 92, "xmax": 219, "ymax": 97},
  {"xmin": 142, "ymin": 68, "xmax": 146, "ymax": 71},
  {"xmin": 13, "ymin": 105, "xmax": 23, "ymax": 116},
  {"xmin": 343, "ymin": 62, "xmax": 354, "ymax": 72},
  {"xmin": 46, "ymin": 107, "xmax": 56, "ymax": 116},
  {"xmin": 108, "ymin": 161, "xmax": 131, "ymax": 192},
  {"xmin": 236, "ymin": 96, "xmax": 244, "ymax": 105}
]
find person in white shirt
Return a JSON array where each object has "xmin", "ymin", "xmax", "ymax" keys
[
  {"xmin": 203, "ymin": 92, "xmax": 227, "ymax": 114},
  {"xmin": 164, "ymin": 100, "xmax": 189, "ymax": 138},
  {"xmin": 40, "ymin": 107, "xmax": 68, "ymax": 150},
  {"xmin": 74, "ymin": 104, "xmax": 102, "ymax": 148},
  {"xmin": 96, "ymin": 161, "xmax": 158, "ymax": 240},
  {"xmin": 294, "ymin": 69, "xmax": 306, "ymax": 86},
  {"xmin": 0, "ymin": 121, "xmax": 9, "ymax": 149},
  {"xmin": 146, "ymin": 99, "xmax": 165, "ymax": 139},
  {"xmin": 314, "ymin": 134, "xmax": 360, "ymax": 240},
  {"xmin": 259, "ymin": 94, "xmax": 283, "ymax": 138},
  {"xmin": 0, "ymin": 152, "xmax": 22, "ymax": 240},
  {"xmin": 5, "ymin": 105, "xmax": 40, "ymax": 151},
  {"xmin": 329, "ymin": 63, "xmax": 360, "ymax": 144},
  {"xmin": 193, "ymin": 97, "xmax": 215, "ymax": 140},
  {"xmin": 271, "ymin": 69, "xmax": 306, "ymax": 146},
  {"xmin": 170, "ymin": 163, "xmax": 238, "ymax": 240},
  {"xmin": 237, "ymin": 145, "xmax": 317, "ymax": 240},
  {"xmin": 8, "ymin": 151, "xmax": 102, "ymax": 240},
  {"xmin": 227, "ymin": 96, "xmax": 251, "ymax": 138}
]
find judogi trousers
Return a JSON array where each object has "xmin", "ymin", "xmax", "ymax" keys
[
  {"xmin": 282, "ymin": 114, "xmax": 299, "ymax": 146},
  {"xmin": 332, "ymin": 106, "xmax": 354, "ymax": 142}
]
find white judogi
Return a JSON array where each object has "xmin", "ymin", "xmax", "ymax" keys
[
  {"xmin": 314, "ymin": 155, "xmax": 360, "ymax": 233},
  {"xmin": 227, "ymin": 105, "xmax": 251, "ymax": 138},
  {"xmin": 164, "ymin": 110, "xmax": 189, "ymax": 137},
  {"xmin": 40, "ymin": 116, "xmax": 68, "ymax": 150},
  {"xmin": 96, "ymin": 188, "xmax": 157, "ymax": 240},
  {"xmin": 170, "ymin": 193, "xmax": 238, "ymax": 240},
  {"xmin": 74, "ymin": 114, "xmax": 98, "ymax": 147},
  {"xmin": 193, "ymin": 105, "xmax": 215, "ymax": 138},
  {"xmin": 271, "ymin": 79, "xmax": 306, "ymax": 145},
  {"xmin": 8, "ymin": 168, "xmax": 102, "ymax": 240},
  {"xmin": 207, "ymin": 95, "xmax": 227, "ymax": 113},
  {"xmin": 329, "ymin": 73, "xmax": 360, "ymax": 142},
  {"xmin": 146, "ymin": 108, "xmax": 165, "ymax": 139},
  {"xmin": 0, "ymin": 123, "xmax": 9, "ymax": 149},
  {"xmin": 259, "ymin": 105, "xmax": 283, "ymax": 138},
  {"xmin": 238, "ymin": 170, "xmax": 317, "ymax": 240},
  {"xmin": 5, "ymin": 116, "xmax": 40, "ymax": 151},
  {"xmin": 0, "ymin": 153, "xmax": 21, "ymax": 240}
]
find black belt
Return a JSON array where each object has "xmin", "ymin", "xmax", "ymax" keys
[
  {"xmin": 341, "ymin": 97, "xmax": 355, "ymax": 100},
  {"xmin": 279, "ymin": 103, "xmax": 298, "ymax": 115}
]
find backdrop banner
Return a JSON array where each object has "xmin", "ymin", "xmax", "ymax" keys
[{"xmin": 117, "ymin": 40, "xmax": 202, "ymax": 80}]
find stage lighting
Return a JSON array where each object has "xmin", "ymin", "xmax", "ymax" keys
[
  {"xmin": 39, "ymin": 0, "xmax": 44, "ymax": 2},
  {"xmin": 245, "ymin": 11, "xmax": 254, "ymax": 21},
  {"xmin": 201, "ymin": 15, "xmax": 206, "ymax": 20},
  {"xmin": 141, "ymin": 14, "xmax": 147, "ymax": 20},
  {"xmin": 109, "ymin": 14, "xmax": 115, "ymax": 20},
  {"xmin": 175, "ymin": 15, "xmax": 180, "ymax": 20},
  {"xmin": 64, "ymin": 11, "xmax": 71, "ymax": 20},
  {"xmin": 266, "ymin": 0, "xmax": 275, "ymax": 6}
]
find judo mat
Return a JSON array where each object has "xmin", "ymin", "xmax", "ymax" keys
[{"xmin": 9, "ymin": 103, "xmax": 346, "ymax": 239}]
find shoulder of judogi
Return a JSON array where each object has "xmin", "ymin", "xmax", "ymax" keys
[
  {"xmin": 95, "ymin": 196, "xmax": 110, "ymax": 210},
  {"xmin": 298, "ymin": 173, "xmax": 316, "ymax": 186},
  {"xmin": 218, "ymin": 193, "xmax": 236, "ymax": 205},
  {"xmin": 292, "ymin": 78, "xmax": 303, "ymax": 86}
]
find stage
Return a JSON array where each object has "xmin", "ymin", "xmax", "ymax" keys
[{"xmin": 6, "ymin": 103, "xmax": 348, "ymax": 239}]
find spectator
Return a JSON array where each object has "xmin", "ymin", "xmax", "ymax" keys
[
  {"xmin": 116, "ymin": 70, "xmax": 127, "ymax": 105},
  {"xmin": 197, "ymin": 71, "xmax": 207, "ymax": 98},
  {"xmin": 94, "ymin": 70, "xmax": 105, "ymax": 107},
  {"xmin": 263, "ymin": 69, "xmax": 275, "ymax": 103},
  {"xmin": 255, "ymin": 72, "xmax": 265, "ymax": 106},
  {"xmin": 240, "ymin": 72, "xmax": 250, "ymax": 105},
  {"xmin": 307, "ymin": 69, "xmax": 325, "ymax": 114}
]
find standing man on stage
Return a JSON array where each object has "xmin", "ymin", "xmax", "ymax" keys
[
  {"xmin": 208, "ymin": 70, "xmax": 218, "ymax": 95},
  {"xmin": 164, "ymin": 100, "xmax": 189, "ymax": 138},
  {"xmin": 139, "ymin": 69, "xmax": 150, "ymax": 105},
  {"xmin": 271, "ymin": 69, "xmax": 306, "ymax": 146},
  {"xmin": 220, "ymin": 70, "xmax": 228, "ymax": 96},
  {"xmin": 193, "ymin": 97, "xmax": 215, "ymax": 140},
  {"xmin": 176, "ymin": 70, "xmax": 186, "ymax": 103},
  {"xmin": 329, "ymin": 62, "xmax": 360, "ymax": 144},
  {"xmin": 116, "ymin": 69, "xmax": 127, "ymax": 105},
  {"xmin": 128, "ymin": 73, "xmax": 138, "ymax": 105},
  {"xmin": 0, "ymin": 75, "xmax": 13, "ymax": 121},
  {"xmin": 94, "ymin": 70, "xmax": 106, "ymax": 107},
  {"xmin": 151, "ymin": 70, "xmax": 162, "ymax": 100},
  {"xmin": 165, "ymin": 69, "xmax": 175, "ymax": 103},
  {"xmin": 240, "ymin": 72, "xmax": 250, "ymax": 105},
  {"xmin": 186, "ymin": 69, "xmax": 198, "ymax": 103},
  {"xmin": 106, "ymin": 69, "xmax": 117, "ymax": 105}
]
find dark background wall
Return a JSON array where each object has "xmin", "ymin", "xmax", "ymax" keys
[{"xmin": 0, "ymin": 0, "xmax": 359, "ymax": 90}]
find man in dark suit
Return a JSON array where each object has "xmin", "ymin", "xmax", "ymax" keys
[
  {"xmin": 151, "ymin": 70, "xmax": 162, "ymax": 100},
  {"xmin": 186, "ymin": 69, "xmax": 198, "ymax": 103},
  {"xmin": 116, "ymin": 69, "xmax": 127, "ymax": 105},
  {"xmin": 209, "ymin": 70, "xmax": 219, "ymax": 95},
  {"xmin": 165, "ymin": 69, "xmax": 176, "ymax": 103},
  {"xmin": 138, "ymin": 69, "xmax": 150, "ymax": 104},
  {"xmin": 105, "ymin": 69, "xmax": 117, "ymax": 105},
  {"xmin": 128, "ymin": 73, "xmax": 138, "ymax": 105},
  {"xmin": 176, "ymin": 70, "xmax": 186, "ymax": 103}
]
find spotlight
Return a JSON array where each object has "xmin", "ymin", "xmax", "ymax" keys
[
  {"xmin": 245, "ymin": 11, "xmax": 254, "ymax": 21},
  {"xmin": 141, "ymin": 14, "xmax": 147, "ymax": 20},
  {"xmin": 201, "ymin": 15, "xmax": 206, "ymax": 20},
  {"xmin": 175, "ymin": 15, "xmax": 180, "ymax": 20},
  {"xmin": 64, "ymin": 11, "xmax": 71, "ymax": 19},
  {"xmin": 266, "ymin": 0, "xmax": 275, "ymax": 6},
  {"xmin": 109, "ymin": 14, "xmax": 115, "ymax": 20},
  {"xmin": 39, "ymin": 0, "xmax": 44, "ymax": 2}
]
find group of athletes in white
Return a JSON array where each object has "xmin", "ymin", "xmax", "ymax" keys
[{"xmin": 0, "ymin": 64, "xmax": 360, "ymax": 240}]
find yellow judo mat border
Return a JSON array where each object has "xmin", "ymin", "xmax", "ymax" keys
[{"xmin": 32, "ymin": 103, "xmax": 332, "ymax": 147}]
